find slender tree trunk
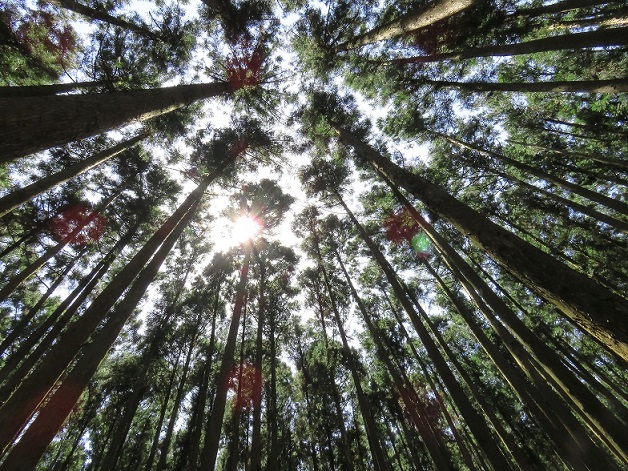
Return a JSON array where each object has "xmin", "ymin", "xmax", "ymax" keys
[
  {"xmin": 155, "ymin": 334, "xmax": 196, "ymax": 471},
  {"xmin": 0, "ymin": 187, "xmax": 200, "ymax": 471},
  {"xmin": 247, "ymin": 250, "xmax": 265, "ymax": 471},
  {"xmin": 0, "ymin": 256, "xmax": 77, "ymax": 355},
  {"xmin": 422, "ymin": 78, "xmax": 628, "ymax": 93},
  {"xmin": 0, "ymin": 189, "xmax": 120, "ymax": 303},
  {"xmin": 0, "ymin": 81, "xmax": 112, "ymax": 97},
  {"xmin": 267, "ymin": 309, "xmax": 282, "ymax": 471},
  {"xmin": 513, "ymin": 0, "xmax": 619, "ymax": 18},
  {"xmin": 335, "ymin": 0, "xmax": 481, "ymax": 51},
  {"xmin": 0, "ymin": 163, "xmax": 228, "ymax": 455},
  {"xmin": 47, "ymin": 0, "xmax": 161, "ymax": 40},
  {"xmin": 336, "ymin": 191, "xmax": 522, "ymax": 471},
  {"xmin": 318, "ymin": 250, "xmax": 390, "ymax": 471},
  {"xmin": 144, "ymin": 353, "xmax": 182, "ymax": 471},
  {"xmin": 388, "ymin": 27, "xmax": 628, "ymax": 64},
  {"xmin": 334, "ymin": 248, "xmax": 453, "ymax": 471},
  {"xmin": 199, "ymin": 247, "xmax": 251, "ymax": 471},
  {"xmin": 0, "ymin": 81, "xmax": 231, "ymax": 162},
  {"xmin": 185, "ymin": 284, "xmax": 222, "ymax": 471},
  {"xmin": 507, "ymin": 139, "xmax": 628, "ymax": 170},
  {"xmin": 0, "ymin": 132, "xmax": 149, "ymax": 217},
  {"xmin": 331, "ymin": 122, "xmax": 628, "ymax": 360}
]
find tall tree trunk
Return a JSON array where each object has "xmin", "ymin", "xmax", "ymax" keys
[
  {"xmin": 0, "ymin": 81, "xmax": 112, "ymax": 98},
  {"xmin": 0, "ymin": 186, "xmax": 201, "ymax": 471},
  {"xmin": 199, "ymin": 246, "xmax": 251, "ymax": 471},
  {"xmin": 0, "ymin": 162, "xmax": 229, "ymax": 455},
  {"xmin": 422, "ymin": 78, "xmax": 628, "ymax": 93},
  {"xmin": 335, "ymin": 0, "xmax": 481, "ymax": 51},
  {"xmin": 318, "ymin": 250, "xmax": 391, "ymax": 471},
  {"xmin": 0, "ymin": 81, "xmax": 231, "ymax": 162},
  {"xmin": 383, "ymin": 176, "xmax": 628, "ymax": 464},
  {"xmin": 47, "ymin": 0, "xmax": 161, "ymax": 40},
  {"xmin": 185, "ymin": 284, "xmax": 222, "ymax": 471},
  {"xmin": 335, "ymin": 190, "xmax": 521, "ymax": 471},
  {"xmin": 247, "ymin": 249, "xmax": 265, "ymax": 471},
  {"xmin": 0, "ymin": 131, "xmax": 149, "ymax": 217},
  {"xmin": 0, "ymin": 189, "xmax": 121, "ymax": 303},
  {"xmin": 333, "ymin": 248, "xmax": 453, "ymax": 471},
  {"xmin": 0, "ymin": 255, "xmax": 78, "ymax": 355},
  {"xmin": 144, "ymin": 353, "xmax": 182, "ymax": 471},
  {"xmin": 330, "ymin": 122, "xmax": 628, "ymax": 360},
  {"xmin": 436, "ymin": 130, "xmax": 628, "ymax": 219},
  {"xmin": 155, "ymin": 334, "xmax": 197, "ymax": 471},
  {"xmin": 388, "ymin": 27, "xmax": 628, "ymax": 64}
]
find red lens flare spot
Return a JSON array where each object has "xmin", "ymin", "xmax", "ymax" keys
[
  {"xmin": 226, "ymin": 361, "xmax": 262, "ymax": 412},
  {"xmin": 48, "ymin": 204, "xmax": 107, "ymax": 245},
  {"xmin": 384, "ymin": 209, "xmax": 420, "ymax": 244},
  {"xmin": 226, "ymin": 41, "xmax": 265, "ymax": 91}
]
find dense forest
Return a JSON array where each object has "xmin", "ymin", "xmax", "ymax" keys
[{"xmin": 0, "ymin": 0, "xmax": 627, "ymax": 469}]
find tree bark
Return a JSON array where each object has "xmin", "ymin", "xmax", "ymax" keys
[
  {"xmin": 0, "ymin": 132, "xmax": 148, "ymax": 217},
  {"xmin": 0, "ymin": 81, "xmax": 111, "ymax": 98},
  {"xmin": 47, "ymin": 0, "xmax": 161, "ymax": 40},
  {"xmin": 199, "ymin": 247, "xmax": 251, "ymax": 471},
  {"xmin": 335, "ymin": 0, "xmax": 481, "ymax": 51},
  {"xmin": 0, "ymin": 81, "xmax": 231, "ymax": 162},
  {"xmin": 422, "ymin": 78, "xmax": 628, "ymax": 93},
  {"xmin": 513, "ymin": 0, "xmax": 619, "ymax": 18},
  {"xmin": 331, "ymin": 122, "xmax": 628, "ymax": 361},
  {"xmin": 247, "ymin": 248, "xmax": 265, "ymax": 471},
  {"xmin": 388, "ymin": 27, "xmax": 628, "ymax": 64}
]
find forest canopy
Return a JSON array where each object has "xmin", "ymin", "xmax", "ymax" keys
[{"xmin": 0, "ymin": 0, "xmax": 627, "ymax": 469}]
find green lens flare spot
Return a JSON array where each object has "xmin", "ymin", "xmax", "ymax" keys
[{"xmin": 411, "ymin": 233, "xmax": 430, "ymax": 253}]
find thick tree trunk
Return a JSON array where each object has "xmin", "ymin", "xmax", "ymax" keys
[
  {"xmin": 335, "ymin": 193, "xmax": 513, "ymax": 471},
  {"xmin": 422, "ymin": 78, "xmax": 628, "ymax": 93},
  {"xmin": 0, "ymin": 132, "xmax": 148, "ymax": 217},
  {"xmin": 0, "ymin": 187, "xmax": 199, "ymax": 471},
  {"xmin": 0, "ymin": 81, "xmax": 231, "ymax": 162},
  {"xmin": 389, "ymin": 27, "xmax": 628, "ymax": 64},
  {"xmin": 47, "ymin": 0, "xmax": 161, "ymax": 40},
  {"xmin": 199, "ymin": 247, "xmax": 251, "ymax": 471},
  {"xmin": 335, "ymin": 0, "xmax": 481, "ymax": 51},
  {"xmin": 0, "ymin": 164, "xmax": 228, "ymax": 455},
  {"xmin": 331, "ymin": 123, "xmax": 628, "ymax": 361}
]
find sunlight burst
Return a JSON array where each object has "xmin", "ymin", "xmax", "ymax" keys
[{"xmin": 231, "ymin": 216, "xmax": 261, "ymax": 245}]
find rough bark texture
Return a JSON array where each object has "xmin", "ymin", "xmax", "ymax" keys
[
  {"xmin": 331, "ymin": 123, "xmax": 628, "ymax": 361},
  {"xmin": 336, "ymin": 0, "xmax": 481, "ymax": 51},
  {"xmin": 0, "ymin": 82, "xmax": 230, "ymax": 162}
]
